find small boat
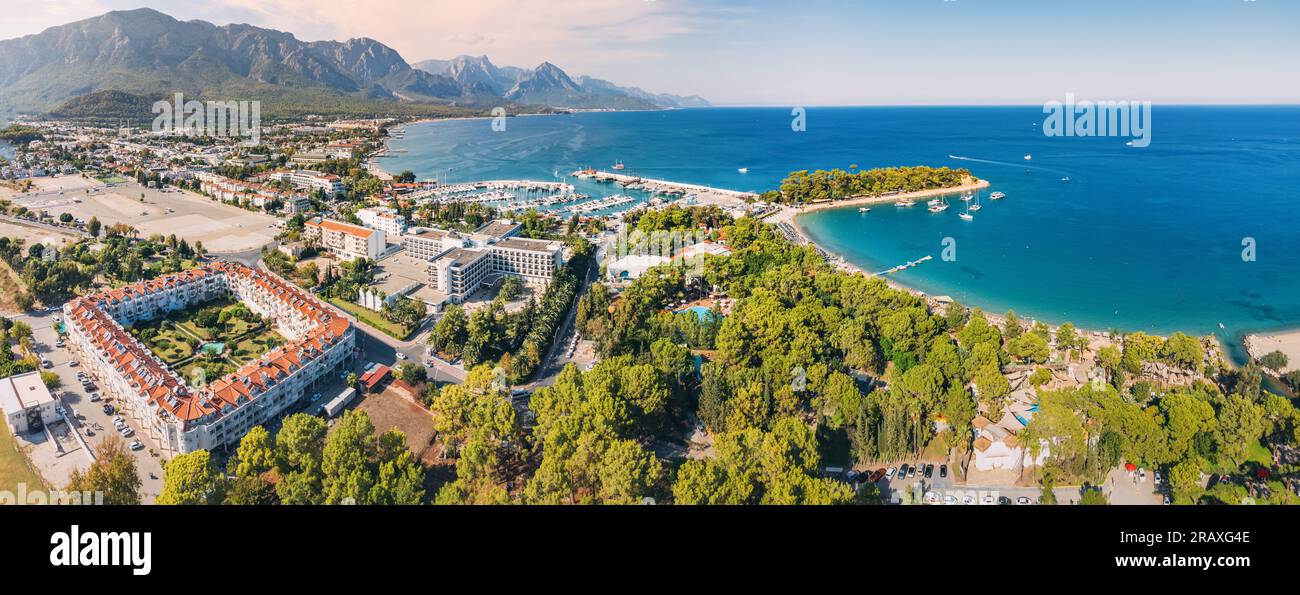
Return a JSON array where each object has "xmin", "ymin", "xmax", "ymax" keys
[
  {"xmin": 928, "ymin": 204, "xmax": 949, "ymax": 213},
  {"xmin": 960, "ymin": 193, "xmax": 973, "ymax": 202},
  {"xmin": 989, "ymin": 191, "xmax": 1005, "ymax": 200},
  {"xmin": 1061, "ymin": 176, "xmax": 1070, "ymax": 182},
  {"xmin": 858, "ymin": 207, "xmax": 870, "ymax": 213},
  {"xmin": 969, "ymin": 193, "xmax": 982, "ymax": 212},
  {"xmin": 612, "ymin": 161, "xmax": 625, "ymax": 171},
  {"xmin": 1024, "ymin": 154, "xmax": 1033, "ymax": 160},
  {"xmin": 738, "ymin": 167, "xmax": 749, "ymax": 174},
  {"xmin": 959, "ymin": 212, "xmax": 974, "ymax": 221},
  {"xmin": 895, "ymin": 199, "xmax": 915, "ymax": 207},
  {"xmin": 927, "ymin": 198, "xmax": 942, "ymax": 207}
]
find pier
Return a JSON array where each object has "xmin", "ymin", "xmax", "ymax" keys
[{"xmin": 573, "ymin": 169, "xmax": 758, "ymax": 200}]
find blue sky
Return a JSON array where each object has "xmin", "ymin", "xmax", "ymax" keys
[{"xmin": 1, "ymin": 0, "xmax": 1295, "ymax": 105}]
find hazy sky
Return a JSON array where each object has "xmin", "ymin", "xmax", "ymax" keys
[{"xmin": 1, "ymin": 0, "xmax": 1296, "ymax": 105}]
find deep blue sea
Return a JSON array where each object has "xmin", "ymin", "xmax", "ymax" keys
[{"xmin": 380, "ymin": 106, "xmax": 1300, "ymax": 351}]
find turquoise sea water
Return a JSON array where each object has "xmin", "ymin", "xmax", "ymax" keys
[{"xmin": 380, "ymin": 107, "xmax": 1300, "ymax": 349}]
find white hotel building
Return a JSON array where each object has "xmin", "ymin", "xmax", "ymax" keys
[
  {"xmin": 412, "ymin": 220, "xmax": 564, "ymax": 302},
  {"xmin": 267, "ymin": 169, "xmax": 345, "ymax": 198},
  {"xmin": 62, "ymin": 262, "xmax": 355, "ymax": 455}
]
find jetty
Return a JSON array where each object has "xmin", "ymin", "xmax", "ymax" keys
[{"xmin": 573, "ymin": 169, "xmax": 758, "ymax": 200}]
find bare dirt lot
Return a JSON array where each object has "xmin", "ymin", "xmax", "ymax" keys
[
  {"xmin": 6, "ymin": 179, "xmax": 280, "ymax": 254},
  {"xmin": 357, "ymin": 385, "xmax": 439, "ymax": 465}
]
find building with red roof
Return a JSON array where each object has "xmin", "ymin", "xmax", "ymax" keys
[{"xmin": 62, "ymin": 261, "xmax": 355, "ymax": 455}]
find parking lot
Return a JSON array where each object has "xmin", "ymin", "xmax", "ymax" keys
[
  {"xmin": 861, "ymin": 459, "xmax": 1160, "ymax": 505},
  {"xmin": 8, "ymin": 309, "xmax": 165, "ymax": 502}
]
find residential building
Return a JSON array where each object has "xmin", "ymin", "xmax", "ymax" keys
[
  {"xmin": 303, "ymin": 217, "xmax": 384, "ymax": 261},
  {"xmin": 62, "ymin": 262, "xmax": 355, "ymax": 455},
  {"xmin": 357, "ymin": 206, "xmax": 407, "ymax": 235}
]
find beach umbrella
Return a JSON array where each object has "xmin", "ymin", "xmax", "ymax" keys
[{"xmin": 1125, "ymin": 463, "xmax": 1136, "ymax": 472}]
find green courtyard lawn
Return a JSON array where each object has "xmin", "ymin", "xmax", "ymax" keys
[
  {"xmin": 145, "ymin": 328, "xmax": 195, "ymax": 365},
  {"xmin": 328, "ymin": 297, "xmax": 411, "ymax": 341},
  {"xmin": 0, "ymin": 417, "xmax": 46, "ymax": 491},
  {"xmin": 131, "ymin": 296, "xmax": 286, "ymax": 378}
]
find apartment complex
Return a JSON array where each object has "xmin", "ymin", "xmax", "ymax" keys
[
  {"xmin": 1, "ymin": 371, "xmax": 58, "ymax": 436},
  {"xmin": 62, "ymin": 262, "xmax": 355, "ymax": 455},
  {"xmin": 304, "ymin": 217, "xmax": 385, "ymax": 261},
  {"xmin": 356, "ymin": 206, "xmax": 407, "ymax": 235},
  {"xmin": 267, "ymin": 169, "xmax": 345, "ymax": 197},
  {"xmin": 197, "ymin": 172, "xmax": 312, "ymax": 213}
]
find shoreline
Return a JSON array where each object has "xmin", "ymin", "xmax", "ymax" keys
[{"xmin": 773, "ymin": 183, "xmax": 1234, "ymax": 353}]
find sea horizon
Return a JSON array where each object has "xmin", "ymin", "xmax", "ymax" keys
[{"xmin": 380, "ymin": 105, "xmax": 1300, "ymax": 355}]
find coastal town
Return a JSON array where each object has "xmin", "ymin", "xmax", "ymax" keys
[{"xmin": 2, "ymin": 109, "xmax": 1297, "ymax": 509}]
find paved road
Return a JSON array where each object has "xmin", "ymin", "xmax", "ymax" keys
[{"xmin": 6, "ymin": 309, "xmax": 165, "ymax": 502}]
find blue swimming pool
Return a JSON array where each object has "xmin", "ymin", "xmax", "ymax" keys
[{"xmin": 677, "ymin": 305, "xmax": 716, "ymax": 323}]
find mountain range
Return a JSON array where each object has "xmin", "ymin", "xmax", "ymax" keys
[
  {"xmin": 0, "ymin": 8, "xmax": 707, "ymax": 119},
  {"xmin": 413, "ymin": 55, "xmax": 709, "ymax": 110}
]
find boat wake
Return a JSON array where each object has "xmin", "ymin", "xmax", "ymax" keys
[{"xmin": 947, "ymin": 154, "xmax": 1073, "ymax": 177}]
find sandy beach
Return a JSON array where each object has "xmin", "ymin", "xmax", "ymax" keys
[{"xmin": 1244, "ymin": 331, "xmax": 1300, "ymax": 373}]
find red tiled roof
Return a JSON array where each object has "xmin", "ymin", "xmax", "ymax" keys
[{"xmin": 66, "ymin": 262, "xmax": 351, "ymax": 428}]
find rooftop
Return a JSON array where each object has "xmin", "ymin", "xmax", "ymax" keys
[
  {"xmin": 495, "ymin": 237, "xmax": 562, "ymax": 253},
  {"xmin": 0, "ymin": 371, "xmax": 56, "ymax": 415},
  {"xmin": 308, "ymin": 217, "xmax": 377, "ymax": 239},
  {"xmin": 474, "ymin": 219, "xmax": 522, "ymax": 239}
]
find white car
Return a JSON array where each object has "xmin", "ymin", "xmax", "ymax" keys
[
  {"xmin": 119, "ymin": 427, "xmax": 134, "ymax": 438},
  {"xmin": 1017, "ymin": 496, "xmax": 1032, "ymax": 505},
  {"xmin": 961, "ymin": 495, "xmax": 975, "ymax": 505},
  {"xmin": 981, "ymin": 496, "xmax": 995, "ymax": 505},
  {"xmin": 396, "ymin": 353, "xmax": 408, "ymax": 360},
  {"xmin": 942, "ymin": 494, "xmax": 958, "ymax": 505},
  {"xmin": 884, "ymin": 467, "xmax": 897, "ymax": 480},
  {"xmin": 129, "ymin": 441, "xmax": 144, "ymax": 451}
]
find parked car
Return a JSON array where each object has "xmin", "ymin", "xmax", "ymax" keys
[
  {"xmin": 998, "ymin": 496, "xmax": 1012, "ymax": 505},
  {"xmin": 897, "ymin": 464, "xmax": 908, "ymax": 478},
  {"xmin": 119, "ymin": 427, "xmax": 134, "ymax": 438},
  {"xmin": 102, "ymin": 405, "xmax": 114, "ymax": 414},
  {"xmin": 396, "ymin": 352, "xmax": 408, "ymax": 360},
  {"xmin": 961, "ymin": 495, "xmax": 975, "ymax": 505},
  {"xmin": 942, "ymin": 494, "xmax": 958, "ymax": 505},
  {"xmin": 939, "ymin": 464, "xmax": 948, "ymax": 478},
  {"xmin": 981, "ymin": 495, "xmax": 996, "ymax": 505},
  {"xmin": 1163, "ymin": 495, "xmax": 1172, "ymax": 505},
  {"xmin": 1017, "ymin": 496, "xmax": 1032, "ymax": 505},
  {"xmin": 884, "ymin": 467, "xmax": 897, "ymax": 480},
  {"xmin": 129, "ymin": 441, "xmax": 144, "ymax": 451},
  {"xmin": 1139, "ymin": 468, "xmax": 1146, "ymax": 481},
  {"xmin": 68, "ymin": 360, "xmax": 78, "ymax": 367},
  {"xmin": 924, "ymin": 464, "xmax": 934, "ymax": 478},
  {"xmin": 907, "ymin": 465, "xmax": 917, "ymax": 478},
  {"xmin": 89, "ymin": 393, "xmax": 100, "ymax": 402}
]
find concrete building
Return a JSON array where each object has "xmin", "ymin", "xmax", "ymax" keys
[
  {"xmin": 62, "ymin": 262, "xmax": 355, "ymax": 455},
  {"xmin": 303, "ymin": 217, "xmax": 385, "ymax": 261},
  {"xmin": 267, "ymin": 169, "xmax": 345, "ymax": 198},
  {"xmin": 357, "ymin": 207, "xmax": 407, "ymax": 236},
  {"xmin": 401, "ymin": 228, "xmax": 467, "ymax": 261},
  {"xmin": 1, "ymin": 371, "xmax": 59, "ymax": 435}
]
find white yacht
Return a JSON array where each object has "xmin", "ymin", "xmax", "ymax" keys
[{"xmin": 989, "ymin": 191, "xmax": 1005, "ymax": 200}]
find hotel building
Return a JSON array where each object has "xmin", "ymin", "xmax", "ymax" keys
[
  {"xmin": 62, "ymin": 262, "xmax": 355, "ymax": 455},
  {"xmin": 416, "ymin": 220, "xmax": 563, "ymax": 302},
  {"xmin": 267, "ymin": 169, "xmax": 345, "ymax": 198},
  {"xmin": 303, "ymin": 217, "xmax": 385, "ymax": 261}
]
